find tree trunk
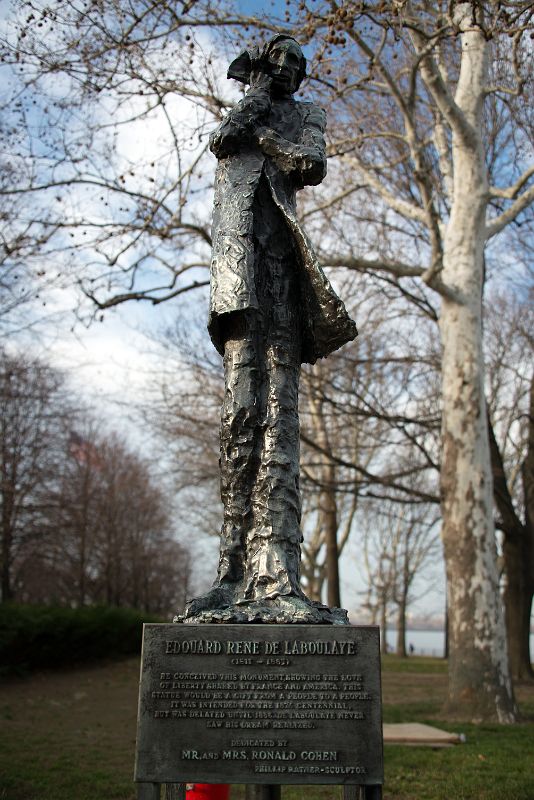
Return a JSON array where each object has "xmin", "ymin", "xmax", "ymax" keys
[
  {"xmin": 143, "ymin": 573, "xmax": 151, "ymax": 613},
  {"xmin": 77, "ymin": 468, "xmax": 91, "ymax": 608},
  {"xmin": 308, "ymin": 565, "xmax": 325, "ymax": 603},
  {"xmin": 322, "ymin": 475, "xmax": 340, "ymax": 608},
  {"xmin": 1, "ymin": 524, "xmax": 13, "ymax": 602},
  {"xmin": 1, "ymin": 453, "xmax": 15, "ymax": 602},
  {"xmin": 78, "ymin": 514, "xmax": 87, "ymax": 608},
  {"xmin": 440, "ymin": 292, "xmax": 516, "ymax": 720},
  {"xmin": 300, "ymin": 520, "xmax": 327, "ymax": 602},
  {"xmin": 488, "ymin": 405, "xmax": 534, "ymax": 681},
  {"xmin": 1, "ymin": 491, "xmax": 14, "ymax": 603},
  {"xmin": 502, "ymin": 537, "xmax": 534, "ymax": 681},
  {"xmin": 444, "ymin": 598, "xmax": 449, "ymax": 660},
  {"xmin": 396, "ymin": 593, "xmax": 407, "ymax": 658},
  {"xmin": 439, "ymin": 6, "xmax": 516, "ymax": 722},
  {"xmin": 380, "ymin": 595, "xmax": 388, "ymax": 654},
  {"xmin": 513, "ymin": 373, "xmax": 534, "ymax": 680},
  {"xmin": 307, "ymin": 387, "xmax": 341, "ymax": 608}
]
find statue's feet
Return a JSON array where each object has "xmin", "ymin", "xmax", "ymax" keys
[
  {"xmin": 174, "ymin": 582, "xmax": 236, "ymax": 622},
  {"xmin": 237, "ymin": 591, "xmax": 349, "ymax": 624},
  {"xmin": 243, "ymin": 538, "xmax": 303, "ymax": 601},
  {"xmin": 175, "ymin": 587, "xmax": 349, "ymax": 625},
  {"xmin": 173, "ymin": 536, "xmax": 349, "ymax": 625}
]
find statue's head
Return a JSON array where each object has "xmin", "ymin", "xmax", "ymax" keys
[
  {"xmin": 262, "ymin": 35, "xmax": 306, "ymax": 95},
  {"xmin": 227, "ymin": 34, "xmax": 307, "ymax": 96}
]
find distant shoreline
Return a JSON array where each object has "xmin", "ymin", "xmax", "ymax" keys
[
  {"xmin": 349, "ymin": 622, "xmax": 534, "ymax": 634},
  {"xmin": 380, "ymin": 628, "xmax": 534, "ymax": 658}
]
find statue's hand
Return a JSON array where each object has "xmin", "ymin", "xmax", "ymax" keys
[
  {"xmin": 248, "ymin": 69, "xmax": 272, "ymax": 93},
  {"xmin": 238, "ymin": 71, "xmax": 271, "ymax": 122},
  {"xmin": 256, "ymin": 127, "xmax": 300, "ymax": 172},
  {"xmin": 256, "ymin": 127, "xmax": 324, "ymax": 181},
  {"xmin": 256, "ymin": 127, "xmax": 289, "ymax": 155}
]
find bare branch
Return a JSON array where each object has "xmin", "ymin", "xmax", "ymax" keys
[
  {"xmin": 407, "ymin": 19, "xmax": 477, "ymax": 150},
  {"xmin": 485, "ymin": 184, "xmax": 534, "ymax": 240},
  {"xmin": 490, "ymin": 165, "xmax": 534, "ymax": 200},
  {"xmin": 300, "ymin": 431, "xmax": 440, "ymax": 505},
  {"xmin": 343, "ymin": 156, "xmax": 427, "ymax": 225},
  {"xmin": 324, "ymin": 253, "xmax": 425, "ymax": 278},
  {"xmin": 82, "ymin": 278, "xmax": 210, "ymax": 310}
]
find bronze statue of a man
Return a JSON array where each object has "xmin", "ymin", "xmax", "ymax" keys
[{"xmin": 183, "ymin": 35, "xmax": 357, "ymax": 624}]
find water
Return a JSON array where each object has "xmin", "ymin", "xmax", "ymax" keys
[{"xmin": 385, "ymin": 629, "xmax": 534, "ymax": 659}]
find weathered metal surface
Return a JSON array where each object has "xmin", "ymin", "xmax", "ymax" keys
[
  {"xmin": 134, "ymin": 624, "xmax": 383, "ymax": 786},
  {"xmin": 178, "ymin": 35, "xmax": 357, "ymax": 626}
]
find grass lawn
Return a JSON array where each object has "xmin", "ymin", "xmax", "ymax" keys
[{"xmin": 0, "ymin": 654, "xmax": 533, "ymax": 800}]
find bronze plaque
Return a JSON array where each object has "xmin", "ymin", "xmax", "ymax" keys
[{"xmin": 134, "ymin": 624, "xmax": 383, "ymax": 785}]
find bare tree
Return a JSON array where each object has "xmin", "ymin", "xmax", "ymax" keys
[
  {"xmin": 391, "ymin": 505, "xmax": 441, "ymax": 658},
  {"xmin": 142, "ymin": 319, "xmax": 224, "ymax": 545},
  {"xmin": 0, "ymin": 349, "xmax": 67, "ymax": 601},
  {"xmin": 0, "ymin": 167, "xmax": 61, "ymax": 335},
  {"xmin": 149, "ymin": 282, "xmax": 442, "ymax": 610},
  {"xmin": 0, "ymin": 349, "xmax": 193, "ymax": 613},
  {"xmin": 300, "ymin": 354, "xmax": 363, "ymax": 609},
  {"xmin": 358, "ymin": 498, "xmax": 440, "ymax": 657},
  {"xmin": 359, "ymin": 512, "xmax": 397, "ymax": 653},
  {"xmin": 299, "ymin": 276, "xmax": 442, "ymax": 605},
  {"xmin": 86, "ymin": 432, "xmax": 182, "ymax": 612},
  {"xmin": 16, "ymin": 424, "xmax": 193, "ymax": 614}
]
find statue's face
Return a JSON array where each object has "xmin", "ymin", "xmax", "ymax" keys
[{"xmin": 266, "ymin": 40, "xmax": 303, "ymax": 95}]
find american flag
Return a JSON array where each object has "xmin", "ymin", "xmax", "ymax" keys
[{"xmin": 68, "ymin": 431, "xmax": 102, "ymax": 470}]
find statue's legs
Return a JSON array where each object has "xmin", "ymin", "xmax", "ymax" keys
[
  {"xmin": 243, "ymin": 302, "xmax": 303, "ymax": 601},
  {"xmin": 214, "ymin": 288, "xmax": 303, "ymax": 605},
  {"xmin": 184, "ymin": 312, "xmax": 261, "ymax": 614},
  {"xmin": 218, "ymin": 314, "xmax": 261, "ymax": 586},
  {"xmin": 240, "ymin": 181, "xmax": 303, "ymax": 602}
]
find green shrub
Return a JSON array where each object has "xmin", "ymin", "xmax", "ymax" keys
[{"xmin": 0, "ymin": 604, "xmax": 161, "ymax": 674}]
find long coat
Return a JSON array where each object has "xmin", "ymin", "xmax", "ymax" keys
[{"xmin": 208, "ymin": 88, "xmax": 357, "ymax": 365}]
